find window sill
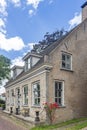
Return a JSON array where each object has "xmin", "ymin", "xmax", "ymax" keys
[
  {"xmin": 22, "ymin": 105, "xmax": 28, "ymax": 107},
  {"xmin": 60, "ymin": 68, "xmax": 74, "ymax": 72},
  {"xmin": 31, "ymin": 105, "xmax": 41, "ymax": 108},
  {"xmin": 59, "ymin": 105, "xmax": 66, "ymax": 108}
]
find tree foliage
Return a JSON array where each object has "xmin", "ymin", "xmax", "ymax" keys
[
  {"xmin": 31, "ymin": 29, "xmax": 67, "ymax": 53},
  {"xmin": 0, "ymin": 55, "xmax": 11, "ymax": 84}
]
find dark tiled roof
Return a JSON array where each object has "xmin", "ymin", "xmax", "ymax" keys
[
  {"xmin": 40, "ymin": 35, "xmax": 67, "ymax": 56},
  {"xmin": 5, "ymin": 58, "xmax": 44, "ymax": 87},
  {"xmin": 81, "ymin": 1, "xmax": 87, "ymax": 8}
]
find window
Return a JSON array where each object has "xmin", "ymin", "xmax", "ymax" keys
[
  {"xmin": 61, "ymin": 53, "xmax": 72, "ymax": 70},
  {"xmin": 23, "ymin": 85, "xmax": 28, "ymax": 105},
  {"xmin": 13, "ymin": 68, "xmax": 17, "ymax": 78},
  {"xmin": 25, "ymin": 57, "xmax": 31, "ymax": 71},
  {"xmin": 11, "ymin": 89, "xmax": 14, "ymax": 105},
  {"xmin": 55, "ymin": 81, "xmax": 64, "ymax": 106},
  {"xmin": 6, "ymin": 91, "xmax": 9, "ymax": 105},
  {"xmin": 32, "ymin": 82, "xmax": 40, "ymax": 106}
]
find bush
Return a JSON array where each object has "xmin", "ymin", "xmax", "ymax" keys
[
  {"xmin": 43, "ymin": 102, "xmax": 59, "ymax": 124},
  {"xmin": 1, "ymin": 104, "xmax": 5, "ymax": 110},
  {"xmin": 0, "ymin": 99, "xmax": 5, "ymax": 104},
  {"xmin": 0, "ymin": 99, "xmax": 5, "ymax": 110}
]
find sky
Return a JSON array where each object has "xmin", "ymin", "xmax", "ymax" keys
[{"xmin": 0, "ymin": 0, "xmax": 85, "ymax": 93}]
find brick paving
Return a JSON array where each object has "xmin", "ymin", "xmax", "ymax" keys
[{"xmin": 0, "ymin": 110, "xmax": 30, "ymax": 130}]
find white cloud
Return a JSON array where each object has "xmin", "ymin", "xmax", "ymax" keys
[
  {"xmin": 28, "ymin": 9, "xmax": 35, "ymax": 16},
  {"xmin": 26, "ymin": 0, "xmax": 43, "ymax": 9},
  {"xmin": 0, "ymin": 0, "xmax": 7, "ymax": 16},
  {"xmin": 0, "ymin": 1, "xmax": 25, "ymax": 52},
  {"xmin": 68, "ymin": 12, "xmax": 81, "ymax": 30},
  {"xmin": 0, "ymin": 18, "xmax": 6, "ymax": 34},
  {"xmin": 0, "ymin": 18, "xmax": 5, "ymax": 27},
  {"xmin": 11, "ymin": 56, "xmax": 24, "ymax": 67},
  {"xmin": 0, "ymin": 87, "xmax": 5, "ymax": 94},
  {"xmin": 28, "ymin": 42, "xmax": 38, "ymax": 50},
  {"xmin": 0, "ymin": 33, "xmax": 25, "ymax": 51},
  {"xmin": 9, "ymin": 0, "xmax": 21, "ymax": 7}
]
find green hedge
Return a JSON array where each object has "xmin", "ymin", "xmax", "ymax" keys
[
  {"xmin": 0, "ymin": 99, "xmax": 6, "ymax": 110},
  {"xmin": 0, "ymin": 99, "xmax": 5, "ymax": 104},
  {"xmin": 0, "ymin": 104, "xmax": 5, "ymax": 110}
]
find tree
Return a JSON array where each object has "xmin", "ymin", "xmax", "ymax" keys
[
  {"xmin": 31, "ymin": 29, "xmax": 67, "ymax": 53},
  {"xmin": 0, "ymin": 55, "xmax": 11, "ymax": 84}
]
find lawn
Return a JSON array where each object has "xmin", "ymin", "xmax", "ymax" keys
[{"xmin": 31, "ymin": 118, "xmax": 87, "ymax": 130}]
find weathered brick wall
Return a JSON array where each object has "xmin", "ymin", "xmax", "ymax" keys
[{"xmin": 47, "ymin": 20, "xmax": 87, "ymax": 123}]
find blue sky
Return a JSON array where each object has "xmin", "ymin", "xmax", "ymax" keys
[{"xmin": 0, "ymin": 0, "xmax": 85, "ymax": 66}]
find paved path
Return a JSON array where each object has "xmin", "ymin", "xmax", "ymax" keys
[
  {"xmin": 82, "ymin": 127, "xmax": 87, "ymax": 130},
  {"xmin": 0, "ymin": 111, "xmax": 30, "ymax": 130}
]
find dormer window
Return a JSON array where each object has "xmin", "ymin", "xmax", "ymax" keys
[
  {"xmin": 12, "ymin": 66, "xmax": 24, "ymax": 79},
  {"xmin": 25, "ymin": 57, "xmax": 31, "ymax": 71},
  {"xmin": 13, "ymin": 68, "xmax": 17, "ymax": 78},
  {"xmin": 23, "ymin": 52, "xmax": 42, "ymax": 72}
]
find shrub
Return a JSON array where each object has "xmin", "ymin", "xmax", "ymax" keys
[
  {"xmin": 43, "ymin": 102, "xmax": 59, "ymax": 124},
  {"xmin": 0, "ymin": 99, "xmax": 5, "ymax": 104}
]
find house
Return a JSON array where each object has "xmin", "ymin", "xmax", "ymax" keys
[{"xmin": 5, "ymin": 2, "xmax": 87, "ymax": 124}]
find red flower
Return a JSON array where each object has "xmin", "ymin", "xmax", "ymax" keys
[{"xmin": 43, "ymin": 102, "xmax": 59, "ymax": 124}]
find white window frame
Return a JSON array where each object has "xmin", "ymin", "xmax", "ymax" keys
[
  {"xmin": 15, "ymin": 88, "xmax": 20, "ymax": 107},
  {"xmin": 32, "ymin": 82, "xmax": 40, "ymax": 106},
  {"xmin": 11, "ymin": 89, "xmax": 14, "ymax": 106},
  {"xmin": 23, "ymin": 85, "xmax": 28, "ymax": 106},
  {"xmin": 6, "ymin": 91, "xmax": 9, "ymax": 106},
  {"xmin": 54, "ymin": 81, "xmax": 64, "ymax": 106},
  {"xmin": 25, "ymin": 57, "xmax": 31, "ymax": 71},
  {"xmin": 61, "ymin": 52, "xmax": 72, "ymax": 70}
]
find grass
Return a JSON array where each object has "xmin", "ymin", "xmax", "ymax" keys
[
  {"xmin": 67, "ymin": 121, "xmax": 87, "ymax": 130},
  {"xmin": 31, "ymin": 118, "xmax": 87, "ymax": 130}
]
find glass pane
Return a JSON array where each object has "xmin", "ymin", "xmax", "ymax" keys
[
  {"xmin": 37, "ymin": 84, "xmax": 40, "ymax": 90},
  {"xmin": 33, "ymin": 84, "xmax": 37, "ymax": 90},
  {"xmin": 24, "ymin": 86, "xmax": 28, "ymax": 93},
  {"xmin": 62, "ymin": 61, "xmax": 66, "ymax": 68},
  {"xmin": 59, "ymin": 82, "xmax": 62, "ymax": 89},
  {"xmin": 67, "ymin": 64, "xmax": 71, "ymax": 69},
  {"xmin": 59, "ymin": 98, "xmax": 61, "ymax": 105},
  {"xmin": 59, "ymin": 91, "xmax": 61, "ymax": 97},
  {"xmin": 55, "ymin": 89, "xmax": 57, "ymax": 97},
  {"xmin": 34, "ymin": 98, "xmax": 37, "ymax": 105},
  {"xmin": 38, "ymin": 91, "xmax": 40, "ymax": 97},
  {"xmin": 34, "ymin": 91, "xmax": 38, "ymax": 97},
  {"xmin": 62, "ymin": 54, "xmax": 65, "ymax": 61},
  {"xmin": 38, "ymin": 98, "xmax": 40, "ymax": 104},
  {"xmin": 67, "ymin": 55, "xmax": 71, "ymax": 61},
  {"xmin": 55, "ymin": 82, "xmax": 58, "ymax": 88},
  {"xmin": 55, "ymin": 98, "xmax": 58, "ymax": 103}
]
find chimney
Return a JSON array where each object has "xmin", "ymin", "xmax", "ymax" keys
[{"xmin": 81, "ymin": 1, "xmax": 87, "ymax": 21}]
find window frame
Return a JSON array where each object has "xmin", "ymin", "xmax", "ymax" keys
[
  {"xmin": 25, "ymin": 57, "xmax": 31, "ymax": 71},
  {"xmin": 61, "ymin": 52, "xmax": 72, "ymax": 71},
  {"xmin": 54, "ymin": 80, "xmax": 64, "ymax": 106},
  {"xmin": 32, "ymin": 82, "xmax": 40, "ymax": 106},
  {"xmin": 11, "ymin": 89, "xmax": 14, "ymax": 106},
  {"xmin": 23, "ymin": 85, "xmax": 28, "ymax": 106}
]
